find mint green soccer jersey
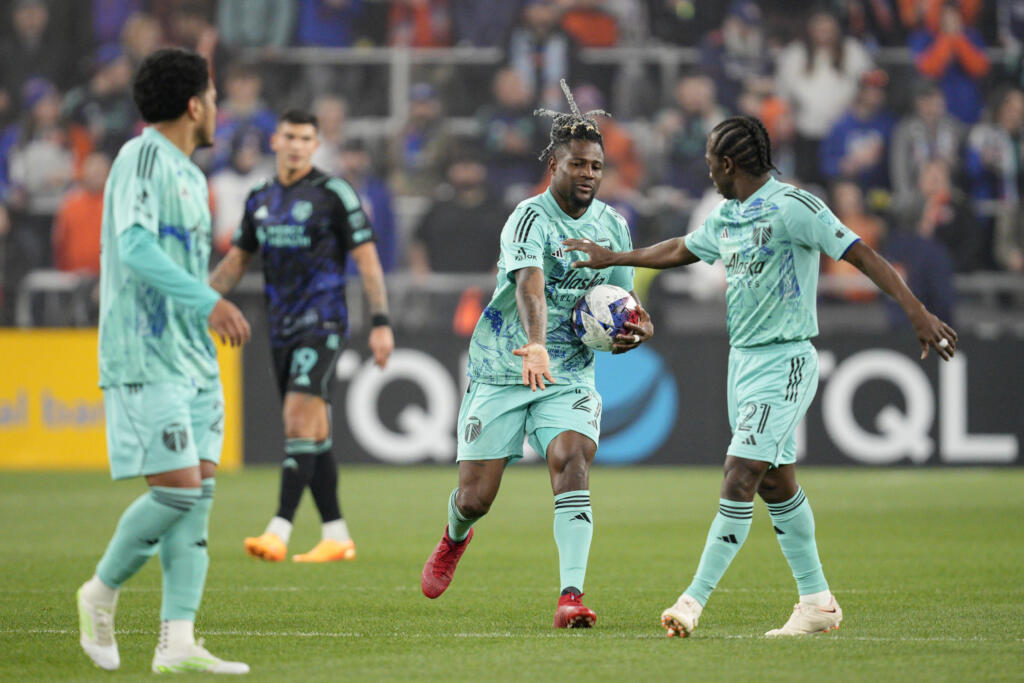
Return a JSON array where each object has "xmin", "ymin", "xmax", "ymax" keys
[
  {"xmin": 98, "ymin": 127, "xmax": 219, "ymax": 388},
  {"xmin": 467, "ymin": 188, "xmax": 634, "ymax": 386},
  {"xmin": 685, "ymin": 177, "xmax": 861, "ymax": 348}
]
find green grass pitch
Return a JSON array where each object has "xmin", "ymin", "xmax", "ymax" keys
[{"xmin": 1, "ymin": 466, "xmax": 1022, "ymax": 681}]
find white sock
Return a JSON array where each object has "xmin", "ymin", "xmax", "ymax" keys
[
  {"xmin": 160, "ymin": 620, "xmax": 194, "ymax": 652},
  {"xmin": 266, "ymin": 516, "xmax": 293, "ymax": 545},
  {"xmin": 799, "ymin": 590, "xmax": 832, "ymax": 607},
  {"xmin": 82, "ymin": 575, "xmax": 118, "ymax": 607},
  {"xmin": 322, "ymin": 519, "xmax": 350, "ymax": 543}
]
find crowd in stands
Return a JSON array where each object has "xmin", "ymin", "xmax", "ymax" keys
[{"xmin": 1, "ymin": 0, "xmax": 1023, "ymax": 327}]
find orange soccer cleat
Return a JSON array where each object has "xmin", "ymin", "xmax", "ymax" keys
[
  {"xmin": 243, "ymin": 532, "xmax": 287, "ymax": 562},
  {"xmin": 292, "ymin": 538, "xmax": 357, "ymax": 563}
]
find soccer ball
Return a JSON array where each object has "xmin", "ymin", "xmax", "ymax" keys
[{"xmin": 571, "ymin": 284, "xmax": 641, "ymax": 352}]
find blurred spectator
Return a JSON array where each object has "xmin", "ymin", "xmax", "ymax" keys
[
  {"xmin": 647, "ymin": 0, "xmax": 730, "ymax": 46},
  {"xmin": 212, "ymin": 63, "xmax": 278, "ymax": 172},
  {"xmin": 61, "ymin": 47, "xmax": 137, "ymax": 158},
  {"xmin": 965, "ymin": 87, "xmax": 1024, "ymax": 269},
  {"xmin": 823, "ymin": 180, "xmax": 884, "ymax": 301},
  {"xmin": 596, "ymin": 163, "xmax": 642, "ymax": 235},
  {"xmin": 889, "ymin": 81, "xmax": 964, "ymax": 203},
  {"xmin": 820, "ymin": 69, "xmax": 896, "ymax": 202},
  {"xmin": 839, "ymin": 0, "xmax": 904, "ymax": 49},
  {"xmin": 997, "ymin": 0, "xmax": 1024, "ymax": 89},
  {"xmin": 508, "ymin": 0, "xmax": 574, "ymax": 111},
  {"xmin": 699, "ymin": 0, "xmax": 772, "ymax": 111},
  {"xmin": 476, "ymin": 68, "xmax": 547, "ymax": 199},
  {"xmin": 884, "ymin": 160, "xmax": 959, "ymax": 326},
  {"xmin": 909, "ymin": 0, "xmax": 990, "ymax": 124},
  {"xmin": 389, "ymin": 82, "xmax": 452, "ymax": 196},
  {"xmin": 218, "ymin": 0, "xmax": 295, "ymax": 50},
  {"xmin": 0, "ymin": 0, "xmax": 72, "ymax": 97},
  {"xmin": 994, "ymin": 201, "xmax": 1024, "ymax": 273},
  {"xmin": 52, "ymin": 151, "xmax": 110, "ymax": 275},
  {"xmin": 658, "ymin": 74, "xmax": 728, "ymax": 196},
  {"xmin": 409, "ymin": 150, "xmax": 504, "ymax": 275},
  {"xmin": 560, "ymin": 0, "xmax": 619, "ymax": 47},
  {"xmin": 93, "ymin": 0, "xmax": 145, "ymax": 48},
  {"xmin": 167, "ymin": 1, "xmax": 228, "ymax": 83},
  {"xmin": 210, "ymin": 129, "xmax": 273, "ymax": 254},
  {"xmin": 389, "ymin": 0, "xmax": 452, "ymax": 47},
  {"xmin": 340, "ymin": 139, "xmax": 397, "ymax": 273},
  {"xmin": 295, "ymin": 0, "xmax": 364, "ymax": 47},
  {"xmin": 899, "ymin": 0, "xmax": 982, "ymax": 34},
  {"xmin": 310, "ymin": 95, "xmax": 348, "ymax": 176},
  {"xmin": 776, "ymin": 9, "xmax": 873, "ymax": 185},
  {"xmin": 121, "ymin": 13, "xmax": 165, "ymax": 67},
  {"xmin": 0, "ymin": 78, "xmax": 74, "ymax": 320},
  {"xmin": 452, "ymin": 0, "xmax": 523, "ymax": 46},
  {"xmin": 895, "ymin": 158, "xmax": 981, "ymax": 271}
]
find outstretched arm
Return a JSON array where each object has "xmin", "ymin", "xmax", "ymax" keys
[
  {"xmin": 562, "ymin": 236, "xmax": 700, "ymax": 270},
  {"xmin": 209, "ymin": 246, "xmax": 253, "ymax": 295},
  {"xmin": 351, "ymin": 242, "xmax": 394, "ymax": 369},
  {"xmin": 511, "ymin": 266, "xmax": 554, "ymax": 391},
  {"xmin": 842, "ymin": 240, "xmax": 958, "ymax": 360}
]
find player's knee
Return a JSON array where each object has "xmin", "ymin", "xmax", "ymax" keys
[
  {"xmin": 457, "ymin": 489, "xmax": 494, "ymax": 518},
  {"xmin": 721, "ymin": 459, "xmax": 760, "ymax": 501}
]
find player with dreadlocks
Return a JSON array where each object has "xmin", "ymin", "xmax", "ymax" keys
[
  {"xmin": 565, "ymin": 115, "xmax": 957, "ymax": 637},
  {"xmin": 420, "ymin": 80, "xmax": 653, "ymax": 627}
]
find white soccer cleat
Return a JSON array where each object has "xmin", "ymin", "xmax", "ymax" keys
[
  {"xmin": 765, "ymin": 594, "xmax": 843, "ymax": 637},
  {"xmin": 77, "ymin": 586, "xmax": 119, "ymax": 670},
  {"xmin": 660, "ymin": 593, "xmax": 703, "ymax": 638},
  {"xmin": 152, "ymin": 639, "xmax": 250, "ymax": 674}
]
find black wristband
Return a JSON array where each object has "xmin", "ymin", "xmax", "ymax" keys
[{"xmin": 371, "ymin": 313, "xmax": 391, "ymax": 328}]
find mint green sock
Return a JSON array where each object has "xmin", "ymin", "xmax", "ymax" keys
[
  {"xmin": 684, "ymin": 499, "xmax": 754, "ymax": 606},
  {"xmin": 553, "ymin": 490, "xmax": 593, "ymax": 592},
  {"xmin": 96, "ymin": 487, "xmax": 200, "ymax": 589},
  {"xmin": 159, "ymin": 478, "xmax": 214, "ymax": 621},
  {"xmin": 447, "ymin": 488, "xmax": 478, "ymax": 542},
  {"xmin": 766, "ymin": 488, "xmax": 829, "ymax": 595}
]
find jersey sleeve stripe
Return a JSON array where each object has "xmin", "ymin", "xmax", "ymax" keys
[
  {"xmin": 136, "ymin": 144, "xmax": 150, "ymax": 178},
  {"xmin": 514, "ymin": 208, "xmax": 536, "ymax": 242},
  {"xmin": 519, "ymin": 210, "xmax": 539, "ymax": 243},
  {"xmin": 785, "ymin": 192, "xmax": 822, "ymax": 214},
  {"xmin": 325, "ymin": 177, "xmax": 363, "ymax": 212},
  {"xmin": 794, "ymin": 189, "xmax": 824, "ymax": 211}
]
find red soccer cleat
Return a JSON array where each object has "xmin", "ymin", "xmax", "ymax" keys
[
  {"xmin": 421, "ymin": 527, "xmax": 473, "ymax": 599},
  {"xmin": 553, "ymin": 591, "xmax": 597, "ymax": 628}
]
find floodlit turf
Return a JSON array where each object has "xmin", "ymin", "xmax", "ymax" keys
[{"xmin": 1, "ymin": 466, "xmax": 1022, "ymax": 681}]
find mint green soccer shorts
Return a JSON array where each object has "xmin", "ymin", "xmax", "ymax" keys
[
  {"xmin": 103, "ymin": 382, "xmax": 225, "ymax": 480},
  {"xmin": 456, "ymin": 381, "xmax": 601, "ymax": 462},
  {"xmin": 726, "ymin": 340, "xmax": 819, "ymax": 467}
]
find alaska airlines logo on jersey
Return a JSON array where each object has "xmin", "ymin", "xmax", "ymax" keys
[
  {"xmin": 557, "ymin": 270, "xmax": 606, "ymax": 292},
  {"xmin": 754, "ymin": 223, "xmax": 773, "ymax": 246},
  {"xmin": 724, "ymin": 252, "xmax": 766, "ymax": 276},
  {"xmin": 291, "ymin": 200, "xmax": 313, "ymax": 222}
]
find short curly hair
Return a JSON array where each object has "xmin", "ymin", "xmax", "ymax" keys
[
  {"xmin": 132, "ymin": 48, "xmax": 210, "ymax": 124},
  {"xmin": 535, "ymin": 79, "xmax": 608, "ymax": 162}
]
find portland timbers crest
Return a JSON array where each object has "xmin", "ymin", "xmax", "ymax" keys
[
  {"xmin": 754, "ymin": 223, "xmax": 772, "ymax": 246},
  {"xmin": 291, "ymin": 200, "xmax": 313, "ymax": 222}
]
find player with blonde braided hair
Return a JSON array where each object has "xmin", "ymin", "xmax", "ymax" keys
[{"xmin": 420, "ymin": 80, "xmax": 652, "ymax": 628}]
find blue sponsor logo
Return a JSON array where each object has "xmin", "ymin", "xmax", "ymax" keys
[{"xmin": 594, "ymin": 346, "xmax": 678, "ymax": 464}]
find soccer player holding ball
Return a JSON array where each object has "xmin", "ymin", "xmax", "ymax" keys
[
  {"xmin": 77, "ymin": 49, "xmax": 250, "ymax": 673},
  {"xmin": 564, "ymin": 115, "xmax": 957, "ymax": 637},
  {"xmin": 210, "ymin": 110, "xmax": 394, "ymax": 563},
  {"xmin": 420, "ymin": 81, "xmax": 652, "ymax": 627}
]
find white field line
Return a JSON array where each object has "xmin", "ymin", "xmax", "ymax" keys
[{"xmin": 3, "ymin": 628, "xmax": 1021, "ymax": 643}]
